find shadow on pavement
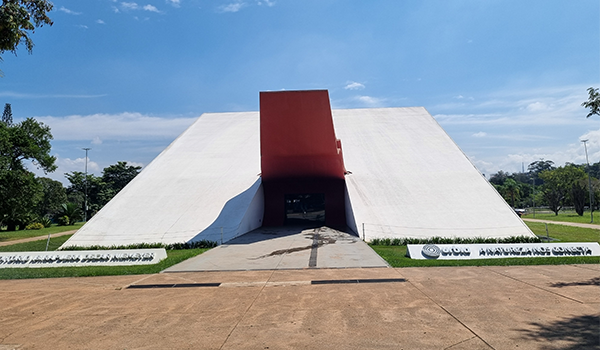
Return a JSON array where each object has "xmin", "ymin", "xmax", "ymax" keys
[
  {"xmin": 518, "ymin": 314, "xmax": 600, "ymax": 350},
  {"xmin": 550, "ymin": 276, "xmax": 600, "ymax": 288}
]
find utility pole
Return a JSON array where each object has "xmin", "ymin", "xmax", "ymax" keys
[
  {"xmin": 83, "ymin": 148, "xmax": 91, "ymax": 222},
  {"xmin": 581, "ymin": 140, "xmax": 593, "ymax": 223}
]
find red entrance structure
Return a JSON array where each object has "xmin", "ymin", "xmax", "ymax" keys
[{"xmin": 260, "ymin": 90, "xmax": 347, "ymax": 228}]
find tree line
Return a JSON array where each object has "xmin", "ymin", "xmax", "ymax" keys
[
  {"xmin": 490, "ymin": 159, "xmax": 600, "ymax": 216},
  {"xmin": 0, "ymin": 104, "xmax": 140, "ymax": 231}
]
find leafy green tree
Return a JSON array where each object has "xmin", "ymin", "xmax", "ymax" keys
[
  {"xmin": 55, "ymin": 202, "xmax": 82, "ymax": 226},
  {"xmin": 0, "ymin": 0, "xmax": 53, "ymax": 75},
  {"xmin": 65, "ymin": 171, "xmax": 103, "ymax": 218},
  {"xmin": 528, "ymin": 159, "xmax": 555, "ymax": 185},
  {"xmin": 36, "ymin": 177, "xmax": 67, "ymax": 218},
  {"xmin": 561, "ymin": 164, "xmax": 588, "ymax": 216},
  {"xmin": 65, "ymin": 161, "xmax": 141, "ymax": 219},
  {"xmin": 0, "ymin": 115, "xmax": 56, "ymax": 230},
  {"xmin": 539, "ymin": 168, "xmax": 569, "ymax": 215},
  {"xmin": 539, "ymin": 164, "xmax": 589, "ymax": 216},
  {"xmin": 0, "ymin": 169, "xmax": 41, "ymax": 230},
  {"xmin": 489, "ymin": 170, "xmax": 510, "ymax": 186},
  {"xmin": 2, "ymin": 103, "xmax": 12, "ymax": 125},
  {"xmin": 502, "ymin": 178, "xmax": 520, "ymax": 208},
  {"xmin": 582, "ymin": 87, "xmax": 600, "ymax": 118},
  {"xmin": 101, "ymin": 161, "xmax": 141, "ymax": 197}
]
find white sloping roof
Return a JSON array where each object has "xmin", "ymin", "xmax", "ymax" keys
[
  {"xmin": 334, "ymin": 107, "xmax": 533, "ymax": 240},
  {"xmin": 62, "ymin": 107, "xmax": 533, "ymax": 248}
]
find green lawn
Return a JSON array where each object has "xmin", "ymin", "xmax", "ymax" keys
[
  {"xmin": 0, "ymin": 248, "xmax": 208, "ymax": 280},
  {"xmin": 0, "ymin": 233, "xmax": 208, "ymax": 280},
  {"xmin": 522, "ymin": 210, "xmax": 600, "ymax": 225},
  {"xmin": 0, "ymin": 234, "xmax": 74, "ymax": 252},
  {"xmin": 525, "ymin": 221, "xmax": 600, "ymax": 242},
  {"xmin": 0, "ymin": 223, "xmax": 83, "ymax": 242},
  {"xmin": 370, "ymin": 221, "xmax": 600, "ymax": 268}
]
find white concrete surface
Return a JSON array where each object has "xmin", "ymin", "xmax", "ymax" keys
[
  {"xmin": 334, "ymin": 107, "xmax": 534, "ymax": 240},
  {"xmin": 62, "ymin": 107, "xmax": 534, "ymax": 248},
  {"xmin": 62, "ymin": 112, "xmax": 263, "ymax": 248}
]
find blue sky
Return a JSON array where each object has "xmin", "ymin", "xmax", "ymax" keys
[{"xmin": 1, "ymin": 0, "xmax": 599, "ymax": 184}]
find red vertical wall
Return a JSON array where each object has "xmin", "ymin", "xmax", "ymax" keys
[{"xmin": 260, "ymin": 90, "xmax": 347, "ymax": 228}]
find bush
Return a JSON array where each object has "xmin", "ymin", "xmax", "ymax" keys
[
  {"xmin": 25, "ymin": 222, "xmax": 44, "ymax": 230},
  {"xmin": 39, "ymin": 216, "xmax": 52, "ymax": 228},
  {"xmin": 57, "ymin": 215, "xmax": 70, "ymax": 226},
  {"xmin": 368, "ymin": 235, "xmax": 542, "ymax": 246},
  {"xmin": 60, "ymin": 239, "xmax": 219, "ymax": 251}
]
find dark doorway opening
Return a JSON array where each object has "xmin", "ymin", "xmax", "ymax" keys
[{"xmin": 285, "ymin": 193, "xmax": 325, "ymax": 225}]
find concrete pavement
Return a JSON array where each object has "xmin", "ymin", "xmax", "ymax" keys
[
  {"xmin": 164, "ymin": 226, "xmax": 389, "ymax": 272},
  {"xmin": 0, "ymin": 264, "xmax": 598, "ymax": 349}
]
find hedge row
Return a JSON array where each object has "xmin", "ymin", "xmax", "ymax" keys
[{"xmin": 369, "ymin": 235, "xmax": 542, "ymax": 246}]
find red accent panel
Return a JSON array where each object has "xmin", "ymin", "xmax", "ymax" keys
[
  {"xmin": 260, "ymin": 90, "xmax": 347, "ymax": 228},
  {"xmin": 260, "ymin": 90, "xmax": 345, "ymax": 181}
]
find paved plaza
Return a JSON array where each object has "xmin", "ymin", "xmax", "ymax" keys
[
  {"xmin": 0, "ymin": 264, "xmax": 598, "ymax": 349},
  {"xmin": 164, "ymin": 226, "xmax": 389, "ymax": 272}
]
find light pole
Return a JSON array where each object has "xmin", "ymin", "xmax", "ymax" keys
[
  {"xmin": 532, "ymin": 176, "xmax": 535, "ymax": 218},
  {"xmin": 581, "ymin": 140, "xmax": 593, "ymax": 223},
  {"xmin": 82, "ymin": 148, "xmax": 91, "ymax": 222}
]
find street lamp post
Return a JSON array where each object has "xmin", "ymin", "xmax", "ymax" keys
[
  {"xmin": 581, "ymin": 140, "xmax": 593, "ymax": 223},
  {"xmin": 82, "ymin": 148, "xmax": 91, "ymax": 222}
]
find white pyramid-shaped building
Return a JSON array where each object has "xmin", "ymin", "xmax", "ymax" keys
[{"xmin": 62, "ymin": 91, "xmax": 534, "ymax": 248}]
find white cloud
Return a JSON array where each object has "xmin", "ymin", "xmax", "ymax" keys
[
  {"xmin": 433, "ymin": 86, "xmax": 597, "ymax": 128},
  {"xmin": 76, "ymin": 25, "xmax": 89, "ymax": 29},
  {"xmin": 0, "ymin": 91, "xmax": 107, "ymax": 99},
  {"xmin": 218, "ymin": 2, "xmax": 246, "ymax": 12},
  {"xmin": 472, "ymin": 132, "xmax": 487, "ymax": 138},
  {"xmin": 91, "ymin": 136, "xmax": 103, "ymax": 145},
  {"xmin": 354, "ymin": 95, "xmax": 386, "ymax": 107},
  {"xmin": 59, "ymin": 6, "xmax": 82, "ymax": 15},
  {"xmin": 166, "ymin": 0, "xmax": 181, "ymax": 7},
  {"xmin": 34, "ymin": 113, "xmax": 197, "ymax": 141},
  {"xmin": 96, "ymin": 19, "xmax": 105, "ymax": 24},
  {"xmin": 121, "ymin": 2, "xmax": 139, "ymax": 10},
  {"xmin": 525, "ymin": 101, "xmax": 550, "ymax": 112},
  {"xmin": 143, "ymin": 4, "xmax": 160, "ymax": 12},
  {"xmin": 344, "ymin": 81, "xmax": 365, "ymax": 90},
  {"xmin": 468, "ymin": 127, "xmax": 600, "ymax": 177},
  {"xmin": 257, "ymin": 0, "xmax": 276, "ymax": 6}
]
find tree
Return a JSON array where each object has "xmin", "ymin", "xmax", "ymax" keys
[
  {"xmin": 489, "ymin": 170, "xmax": 510, "ymax": 186},
  {"xmin": 582, "ymin": 87, "xmax": 600, "ymax": 118},
  {"xmin": 0, "ymin": 115, "xmax": 56, "ymax": 230},
  {"xmin": 502, "ymin": 178, "xmax": 520, "ymax": 208},
  {"xmin": 55, "ymin": 202, "xmax": 82, "ymax": 226},
  {"xmin": 65, "ymin": 171, "xmax": 103, "ymax": 218},
  {"xmin": 528, "ymin": 159, "xmax": 555, "ymax": 185},
  {"xmin": 539, "ymin": 168, "xmax": 569, "ymax": 215},
  {"xmin": 64, "ymin": 161, "xmax": 141, "ymax": 219},
  {"xmin": 560, "ymin": 164, "xmax": 588, "ymax": 216},
  {"xmin": 0, "ymin": 0, "xmax": 53, "ymax": 60},
  {"xmin": 101, "ymin": 161, "xmax": 141, "ymax": 196},
  {"xmin": 2, "ymin": 103, "xmax": 12, "ymax": 125},
  {"xmin": 36, "ymin": 177, "xmax": 66, "ymax": 218},
  {"xmin": 539, "ymin": 165, "xmax": 588, "ymax": 216}
]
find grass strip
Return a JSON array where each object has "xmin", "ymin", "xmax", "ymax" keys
[
  {"xmin": 524, "ymin": 222, "xmax": 600, "ymax": 242},
  {"xmin": 0, "ymin": 223, "xmax": 83, "ymax": 242},
  {"xmin": 371, "ymin": 245, "xmax": 600, "ymax": 268},
  {"xmin": 0, "ymin": 248, "xmax": 208, "ymax": 280},
  {"xmin": 522, "ymin": 211, "xmax": 600, "ymax": 225}
]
